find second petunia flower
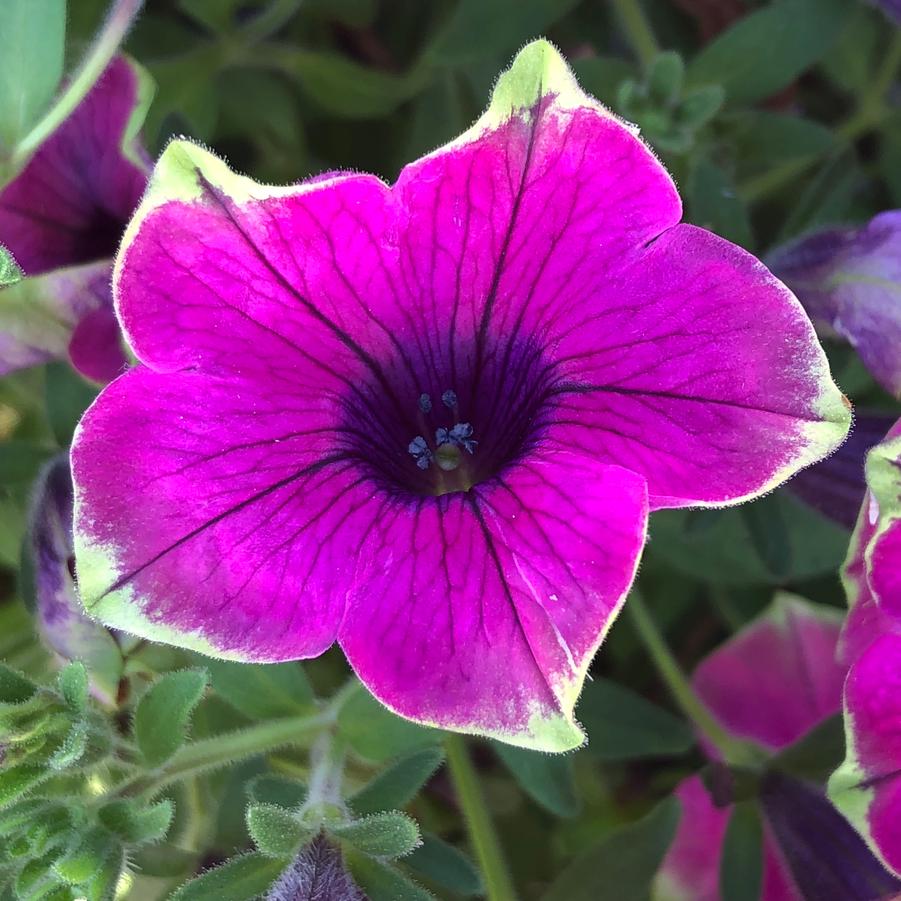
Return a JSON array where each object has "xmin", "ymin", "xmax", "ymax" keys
[{"xmin": 71, "ymin": 41, "xmax": 850, "ymax": 750}]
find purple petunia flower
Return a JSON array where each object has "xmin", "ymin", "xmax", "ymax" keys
[
  {"xmin": 656, "ymin": 595, "xmax": 897, "ymax": 901},
  {"xmin": 769, "ymin": 212, "xmax": 901, "ymax": 399},
  {"xmin": 0, "ymin": 56, "xmax": 151, "ymax": 382},
  {"xmin": 70, "ymin": 41, "xmax": 849, "ymax": 750},
  {"xmin": 870, "ymin": 0, "xmax": 901, "ymax": 24},
  {"xmin": 829, "ymin": 419, "xmax": 901, "ymax": 877}
]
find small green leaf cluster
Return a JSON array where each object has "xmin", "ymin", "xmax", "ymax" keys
[{"xmin": 616, "ymin": 52, "xmax": 724, "ymax": 154}]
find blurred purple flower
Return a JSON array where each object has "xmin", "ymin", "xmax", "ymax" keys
[
  {"xmin": 0, "ymin": 57, "xmax": 151, "ymax": 382},
  {"xmin": 769, "ymin": 212, "xmax": 901, "ymax": 398},
  {"xmin": 870, "ymin": 0, "xmax": 901, "ymax": 24}
]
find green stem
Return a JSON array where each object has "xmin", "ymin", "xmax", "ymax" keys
[
  {"xmin": 118, "ymin": 712, "xmax": 330, "ymax": 798},
  {"xmin": 739, "ymin": 31, "xmax": 901, "ymax": 204},
  {"xmin": 627, "ymin": 591, "xmax": 760, "ymax": 767},
  {"xmin": 445, "ymin": 735, "xmax": 517, "ymax": 901},
  {"xmin": 241, "ymin": 0, "xmax": 304, "ymax": 43},
  {"xmin": 12, "ymin": 0, "xmax": 145, "ymax": 168},
  {"xmin": 609, "ymin": 0, "xmax": 659, "ymax": 71}
]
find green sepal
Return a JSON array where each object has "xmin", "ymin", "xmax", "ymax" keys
[
  {"xmin": 0, "ymin": 245, "xmax": 22, "ymax": 287},
  {"xmin": 332, "ymin": 812, "xmax": 421, "ymax": 859},
  {"xmin": 246, "ymin": 803, "xmax": 311, "ymax": 859},
  {"xmin": 0, "ymin": 665, "xmax": 37, "ymax": 705},
  {"xmin": 81, "ymin": 843, "xmax": 125, "ymax": 901},
  {"xmin": 52, "ymin": 828, "xmax": 116, "ymax": 885},
  {"xmin": 349, "ymin": 748, "xmax": 444, "ymax": 817},
  {"xmin": 14, "ymin": 851, "xmax": 63, "ymax": 900},
  {"xmin": 56, "ymin": 665, "xmax": 88, "ymax": 715},
  {"xmin": 677, "ymin": 85, "xmax": 725, "ymax": 128},
  {"xmin": 47, "ymin": 720, "xmax": 88, "ymax": 771},
  {"xmin": 246, "ymin": 775, "xmax": 307, "ymax": 811},
  {"xmin": 647, "ymin": 51, "xmax": 684, "ymax": 107},
  {"xmin": 169, "ymin": 851, "xmax": 285, "ymax": 901},
  {"xmin": 0, "ymin": 765, "xmax": 50, "ymax": 809},
  {"xmin": 345, "ymin": 848, "xmax": 434, "ymax": 901},
  {"xmin": 97, "ymin": 799, "xmax": 174, "ymax": 845},
  {"xmin": 0, "ymin": 799, "xmax": 57, "ymax": 836},
  {"xmin": 134, "ymin": 669, "xmax": 209, "ymax": 768}
]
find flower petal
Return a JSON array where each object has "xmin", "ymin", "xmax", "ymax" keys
[
  {"xmin": 338, "ymin": 454, "xmax": 648, "ymax": 752},
  {"xmin": 692, "ymin": 594, "xmax": 845, "ymax": 750},
  {"xmin": 829, "ymin": 632, "xmax": 901, "ymax": 877},
  {"xmin": 549, "ymin": 226, "xmax": 850, "ymax": 509},
  {"xmin": 770, "ymin": 212, "xmax": 901, "ymax": 398},
  {"xmin": 72, "ymin": 367, "xmax": 370, "ymax": 661},
  {"xmin": 67, "ymin": 305, "xmax": 127, "ymax": 383},
  {"xmin": 27, "ymin": 455, "xmax": 123, "ymax": 704},
  {"xmin": 0, "ymin": 260, "xmax": 113, "ymax": 375},
  {"xmin": 0, "ymin": 57, "xmax": 151, "ymax": 274}
]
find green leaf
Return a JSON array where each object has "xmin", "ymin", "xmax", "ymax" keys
[
  {"xmin": 269, "ymin": 48, "xmax": 426, "ymax": 119},
  {"xmin": 0, "ymin": 765, "xmax": 49, "ymax": 808},
  {"xmin": 170, "ymin": 851, "xmax": 285, "ymax": 901},
  {"xmin": 56, "ymin": 663, "xmax": 88, "ymax": 713},
  {"xmin": 134, "ymin": 669, "xmax": 209, "ymax": 768},
  {"xmin": 47, "ymin": 719, "xmax": 88, "ymax": 771},
  {"xmin": 541, "ymin": 796, "xmax": 681, "ymax": 901},
  {"xmin": 719, "ymin": 802, "xmax": 763, "ymax": 901},
  {"xmin": 131, "ymin": 843, "xmax": 199, "ymax": 879},
  {"xmin": 45, "ymin": 362, "xmax": 99, "ymax": 447},
  {"xmin": 428, "ymin": 0, "xmax": 579, "ymax": 62},
  {"xmin": 247, "ymin": 774, "xmax": 308, "ymax": 810},
  {"xmin": 333, "ymin": 812, "xmax": 421, "ymax": 859},
  {"xmin": 571, "ymin": 56, "xmax": 638, "ymax": 109},
  {"xmin": 98, "ymin": 799, "xmax": 174, "ymax": 845},
  {"xmin": 206, "ymin": 659, "xmax": 314, "ymax": 720},
  {"xmin": 0, "ymin": 663, "xmax": 37, "ymax": 704},
  {"xmin": 688, "ymin": 157, "xmax": 753, "ymax": 250},
  {"xmin": 647, "ymin": 52, "xmax": 684, "ymax": 107},
  {"xmin": 53, "ymin": 828, "xmax": 115, "ymax": 885},
  {"xmin": 0, "ymin": 441, "xmax": 56, "ymax": 487},
  {"xmin": 726, "ymin": 111, "xmax": 835, "ymax": 174},
  {"xmin": 772, "ymin": 714, "xmax": 845, "ymax": 783},
  {"xmin": 350, "ymin": 748, "xmax": 444, "ymax": 817},
  {"xmin": 406, "ymin": 833, "xmax": 482, "ymax": 898},
  {"xmin": 346, "ymin": 849, "xmax": 435, "ymax": 901},
  {"xmin": 577, "ymin": 677, "xmax": 694, "ymax": 761},
  {"xmin": 685, "ymin": 0, "xmax": 853, "ymax": 105},
  {"xmin": 247, "ymin": 803, "xmax": 310, "ymax": 859},
  {"xmin": 0, "ymin": 244, "xmax": 22, "ymax": 286},
  {"xmin": 82, "ymin": 843, "xmax": 125, "ymax": 901},
  {"xmin": 337, "ymin": 686, "xmax": 440, "ymax": 762},
  {"xmin": 0, "ymin": 0, "xmax": 66, "ymax": 149},
  {"xmin": 492, "ymin": 743, "xmax": 579, "ymax": 818}
]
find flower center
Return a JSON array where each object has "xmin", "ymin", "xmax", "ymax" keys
[{"xmin": 339, "ymin": 336, "xmax": 558, "ymax": 498}]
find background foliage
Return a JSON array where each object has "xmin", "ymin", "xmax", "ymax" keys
[{"xmin": 0, "ymin": 0, "xmax": 899, "ymax": 898}]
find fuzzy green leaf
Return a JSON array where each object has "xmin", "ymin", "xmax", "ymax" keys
[
  {"xmin": 47, "ymin": 719, "xmax": 88, "ymax": 771},
  {"xmin": 134, "ymin": 669, "xmax": 208, "ymax": 768},
  {"xmin": 350, "ymin": 748, "xmax": 444, "ymax": 817},
  {"xmin": 0, "ymin": 765, "xmax": 49, "ymax": 809},
  {"xmin": 170, "ymin": 851, "xmax": 285, "ymax": 901},
  {"xmin": 53, "ymin": 828, "xmax": 116, "ymax": 885},
  {"xmin": 345, "ymin": 849, "xmax": 434, "ymax": 901},
  {"xmin": 83, "ymin": 843, "xmax": 126, "ymax": 901},
  {"xmin": 0, "ymin": 663, "xmax": 37, "ymax": 704},
  {"xmin": 406, "ymin": 833, "xmax": 482, "ymax": 898},
  {"xmin": 247, "ymin": 774, "xmax": 308, "ymax": 810},
  {"xmin": 56, "ymin": 663, "xmax": 89, "ymax": 714},
  {"xmin": 98, "ymin": 799, "xmax": 174, "ymax": 845},
  {"xmin": 333, "ymin": 812, "xmax": 421, "ymax": 859},
  {"xmin": 247, "ymin": 803, "xmax": 310, "ymax": 859},
  {"xmin": 207, "ymin": 660, "xmax": 314, "ymax": 720}
]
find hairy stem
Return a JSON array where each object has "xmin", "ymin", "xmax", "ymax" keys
[
  {"xmin": 627, "ymin": 591, "xmax": 761, "ymax": 768},
  {"xmin": 609, "ymin": 0, "xmax": 659, "ymax": 70},
  {"xmin": 445, "ymin": 734, "xmax": 517, "ymax": 901}
]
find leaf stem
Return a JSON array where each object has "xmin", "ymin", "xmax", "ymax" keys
[
  {"xmin": 12, "ymin": 0, "xmax": 145, "ymax": 168},
  {"xmin": 445, "ymin": 734, "xmax": 517, "ymax": 901},
  {"xmin": 739, "ymin": 31, "xmax": 901, "ymax": 204},
  {"xmin": 626, "ymin": 591, "xmax": 761, "ymax": 768},
  {"xmin": 118, "ymin": 712, "xmax": 331, "ymax": 799},
  {"xmin": 609, "ymin": 0, "xmax": 659, "ymax": 71}
]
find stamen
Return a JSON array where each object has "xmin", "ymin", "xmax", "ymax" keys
[
  {"xmin": 418, "ymin": 393, "xmax": 432, "ymax": 413},
  {"xmin": 442, "ymin": 389, "xmax": 458, "ymax": 409},
  {"xmin": 407, "ymin": 436, "xmax": 432, "ymax": 469}
]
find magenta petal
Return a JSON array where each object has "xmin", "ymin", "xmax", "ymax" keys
[
  {"xmin": 692, "ymin": 595, "xmax": 845, "ymax": 750},
  {"xmin": 67, "ymin": 305, "xmax": 127, "ymax": 383},
  {"xmin": 830, "ymin": 633, "xmax": 901, "ymax": 876},
  {"xmin": 72, "ymin": 367, "xmax": 363, "ymax": 661},
  {"xmin": 338, "ymin": 455, "xmax": 648, "ymax": 750},
  {"xmin": 0, "ymin": 57, "xmax": 150, "ymax": 274},
  {"xmin": 549, "ymin": 225, "xmax": 850, "ymax": 509}
]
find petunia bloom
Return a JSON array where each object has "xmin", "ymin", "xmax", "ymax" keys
[
  {"xmin": 656, "ymin": 595, "xmax": 885, "ymax": 901},
  {"xmin": 0, "ymin": 56, "xmax": 151, "ymax": 382},
  {"xmin": 27, "ymin": 455, "xmax": 127, "ymax": 706},
  {"xmin": 769, "ymin": 212, "xmax": 901, "ymax": 398},
  {"xmin": 71, "ymin": 41, "xmax": 849, "ymax": 750},
  {"xmin": 829, "ymin": 419, "xmax": 901, "ymax": 876}
]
